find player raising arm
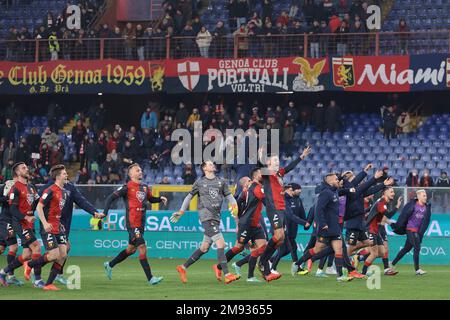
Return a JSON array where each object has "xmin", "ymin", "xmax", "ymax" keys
[
  {"xmin": 102, "ymin": 164, "xmax": 167, "ymax": 285},
  {"xmin": 171, "ymin": 161, "xmax": 239, "ymax": 285}
]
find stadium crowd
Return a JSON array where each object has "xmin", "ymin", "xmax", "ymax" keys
[
  {"xmin": 2, "ymin": 0, "xmax": 413, "ymax": 60},
  {"xmin": 1, "ymin": 97, "xmax": 448, "ymax": 190}
]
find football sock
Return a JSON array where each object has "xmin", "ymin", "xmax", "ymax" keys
[
  {"xmin": 109, "ymin": 249, "xmax": 132, "ymax": 268},
  {"xmin": 335, "ymin": 253, "xmax": 344, "ymax": 277},
  {"xmin": 217, "ymin": 248, "xmax": 229, "ymax": 274},
  {"xmin": 183, "ymin": 249, "xmax": 205, "ymax": 269},
  {"xmin": 139, "ymin": 255, "xmax": 153, "ymax": 281},
  {"xmin": 235, "ymin": 254, "xmax": 250, "ymax": 267},
  {"xmin": 7, "ymin": 252, "xmax": 16, "ymax": 275},
  {"xmin": 46, "ymin": 262, "xmax": 62, "ymax": 286}
]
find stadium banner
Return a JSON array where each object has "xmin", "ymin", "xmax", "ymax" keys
[
  {"xmin": 163, "ymin": 56, "xmax": 330, "ymax": 93},
  {"xmin": 1, "ymin": 54, "xmax": 449, "ymax": 94},
  {"xmin": 21, "ymin": 210, "xmax": 450, "ymax": 264},
  {"xmin": 0, "ymin": 59, "xmax": 166, "ymax": 94},
  {"xmin": 71, "ymin": 210, "xmax": 450, "ymax": 238},
  {"xmin": 329, "ymin": 54, "xmax": 450, "ymax": 92}
]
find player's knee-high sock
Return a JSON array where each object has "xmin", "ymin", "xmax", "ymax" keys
[
  {"xmin": 334, "ymin": 253, "xmax": 344, "ymax": 277},
  {"xmin": 217, "ymin": 248, "xmax": 229, "ymax": 274},
  {"xmin": 259, "ymin": 236, "xmax": 280, "ymax": 275},
  {"xmin": 7, "ymin": 252, "xmax": 16, "ymax": 275},
  {"xmin": 288, "ymin": 237, "xmax": 299, "ymax": 262},
  {"xmin": 236, "ymin": 254, "xmax": 250, "ymax": 267},
  {"xmin": 327, "ymin": 254, "xmax": 335, "ymax": 268},
  {"xmin": 382, "ymin": 250, "xmax": 390, "ymax": 269},
  {"xmin": 248, "ymin": 256, "xmax": 258, "ymax": 278},
  {"xmin": 109, "ymin": 248, "xmax": 133, "ymax": 268},
  {"xmin": 28, "ymin": 253, "xmax": 48, "ymax": 271},
  {"xmin": 217, "ymin": 246, "xmax": 243, "ymax": 270},
  {"xmin": 296, "ymin": 248, "xmax": 316, "ymax": 266},
  {"xmin": 318, "ymin": 256, "xmax": 327, "ymax": 270},
  {"xmin": 311, "ymin": 246, "xmax": 333, "ymax": 262},
  {"xmin": 183, "ymin": 249, "xmax": 205, "ymax": 269},
  {"xmin": 342, "ymin": 242, "xmax": 355, "ymax": 272},
  {"xmin": 139, "ymin": 254, "xmax": 153, "ymax": 281},
  {"xmin": 31, "ymin": 254, "xmax": 43, "ymax": 281},
  {"xmin": 271, "ymin": 242, "xmax": 289, "ymax": 270},
  {"xmin": 361, "ymin": 260, "xmax": 372, "ymax": 275},
  {"xmin": 46, "ymin": 262, "xmax": 62, "ymax": 285},
  {"xmin": 2, "ymin": 254, "xmax": 26, "ymax": 274},
  {"xmin": 248, "ymin": 246, "xmax": 265, "ymax": 278}
]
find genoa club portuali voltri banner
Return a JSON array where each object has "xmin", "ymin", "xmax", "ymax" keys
[{"xmin": 0, "ymin": 54, "xmax": 449, "ymax": 94}]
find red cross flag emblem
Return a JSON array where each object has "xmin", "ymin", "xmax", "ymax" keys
[{"xmin": 177, "ymin": 61, "xmax": 200, "ymax": 91}]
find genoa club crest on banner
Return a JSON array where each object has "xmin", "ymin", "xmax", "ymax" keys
[
  {"xmin": 332, "ymin": 57, "xmax": 355, "ymax": 89},
  {"xmin": 177, "ymin": 61, "xmax": 200, "ymax": 91}
]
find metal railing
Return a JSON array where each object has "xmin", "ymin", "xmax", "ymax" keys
[{"xmin": 0, "ymin": 31, "xmax": 448, "ymax": 62}]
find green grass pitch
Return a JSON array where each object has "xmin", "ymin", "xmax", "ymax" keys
[{"xmin": 1, "ymin": 256, "xmax": 449, "ymax": 300}]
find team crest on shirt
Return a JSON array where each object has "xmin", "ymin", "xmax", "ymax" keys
[
  {"xmin": 59, "ymin": 198, "xmax": 66, "ymax": 210},
  {"xmin": 209, "ymin": 188, "xmax": 219, "ymax": 199},
  {"xmin": 136, "ymin": 191, "xmax": 146, "ymax": 203},
  {"xmin": 26, "ymin": 193, "xmax": 35, "ymax": 205}
]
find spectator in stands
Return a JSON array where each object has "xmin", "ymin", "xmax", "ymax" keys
[
  {"xmin": 123, "ymin": 22, "xmax": 136, "ymax": 60},
  {"xmin": 397, "ymin": 111, "xmax": 412, "ymax": 136},
  {"xmin": 235, "ymin": 0, "xmax": 249, "ymax": 28},
  {"xmin": 261, "ymin": 0, "xmax": 273, "ymax": 23},
  {"xmin": 248, "ymin": 12, "xmax": 262, "ymax": 28},
  {"xmin": 17, "ymin": 26, "xmax": 32, "ymax": 62},
  {"xmin": 72, "ymin": 120, "xmax": 88, "ymax": 156},
  {"xmin": 180, "ymin": 24, "xmax": 197, "ymax": 57},
  {"xmin": 27, "ymin": 127, "xmax": 41, "ymax": 153},
  {"xmin": 212, "ymin": 20, "xmax": 228, "ymax": 58},
  {"xmin": 437, "ymin": 171, "xmax": 450, "ymax": 188},
  {"xmin": 349, "ymin": 0, "xmax": 364, "ymax": 21},
  {"xmin": 397, "ymin": 19, "xmax": 409, "ymax": 55},
  {"xmin": 350, "ymin": 20, "xmax": 366, "ymax": 55},
  {"xmin": 406, "ymin": 169, "xmax": 420, "ymax": 187},
  {"xmin": 6, "ymin": 26, "xmax": 18, "ymax": 61},
  {"xmin": 191, "ymin": 16, "xmax": 203, "ymax": 35},
  {"xmin": 325, "ymin": 100, "xmax": 342, "ymax": 132},
  {"xmin": 234, "ymin": 24, "xmax": 249, "ymax": 58},
  {"xmin": 174, "ymin": 9, "xmax": 185, "ymax": 34},
  {"xmin": 1, "ymin": 159, "xmax": 14, "ymax": 182},
  {"xmin": 227, "ymin": 0, "xmax": 239, "ymax": 30},
  {"xmin": 85, "ymin": 137, "xmax": 100, "ymax": 169},
  {"xmin": 61, "ymin": 29, "xmax": 74, "ymax": 60},
  {"xmin": 196, "ymin": 26, "xmax": 212, "ymax": 58},
  {"xmin": 309, "ymin": 19, "xmax": 321, "ymax": 58},
  {"xmin": 262, "ymin": 21, "xmax": 276, "ymax": 57},
  {"xmin": 1, "ymin": 118, "xmax": 16, "ymax": 143},
  {"xmin": 41, "ymin": 126, "xmax": 59, "ymax": 148},
  {"xmin": 321, "ymin": 0, "xmax": 336, "ymax": 22},
  {"xmin": 49, "ymin": 30, "xmax": 60, "ymax": 61},
  {"xmin": 182, "ymin": 163, "xmax": 197, "ymax": 185},
  {"xmin": 89, "ymin": 102, "xmax": 107, "ymax": 133},
  {"xmin": 122, "ymin": 140, "xmax": 137, "ymax": 166},
  {"xmin": 16, "ymin": 138, "xmax": 30, "ymax": 164},
  {"xmin": 51, "ymin": 141, "xmax": 65, "ymax": 166},
  {"xmin": 0, "ymin": 138, "xmax": 6, "ymax": 169},
  {"xmin": 289, "ymin": 1, "xmax": 300, "ymax": 19},
  {"xmin": 39, "ymin": 142, "xmax": 51, "ymax": 171},
  {"xmin": 276, "ymin": 11, "xmax": 290, "ymax": 27},
  {"xmin": 2, "ymin": 141, "xmax": 16, "ymax": 167},
  {"xmin": 136, "ymin": 24, "xmax": 145, "ymax": 61},
  {"xmin": 319, "ymin": 20, "xmax": 330, "ymax": 56},
  {"xmin": 77, "ymin": 167, "xmax": 90, "ymax": 184},
  {"xmin": 383, "ymin": 106, "xmax": 397, "ymax": 140},
  {"xmin": 175, "ymin": 102, "xmax": 189, "ymax": 127},
  {"xmin": 141, "ymin": 106, "xmax": 158, "ymax": 130},
  {"xmin": 420, "ymin": 169, "xmax": 434, "ymax": 187},
  {"xmin": 109, "ymin": 26, "xmax": 123, "ymax": 59},
  {"xmin": 47, "ymin": 102, "xmax": 62, "ymax": 133},
  {"xmin": 335, "ymin": 20, "xmax": 349, "ymax": 56},
  {"xmin": 302, "ymin": 0, "xmax": 316, "ymax": 26}
]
